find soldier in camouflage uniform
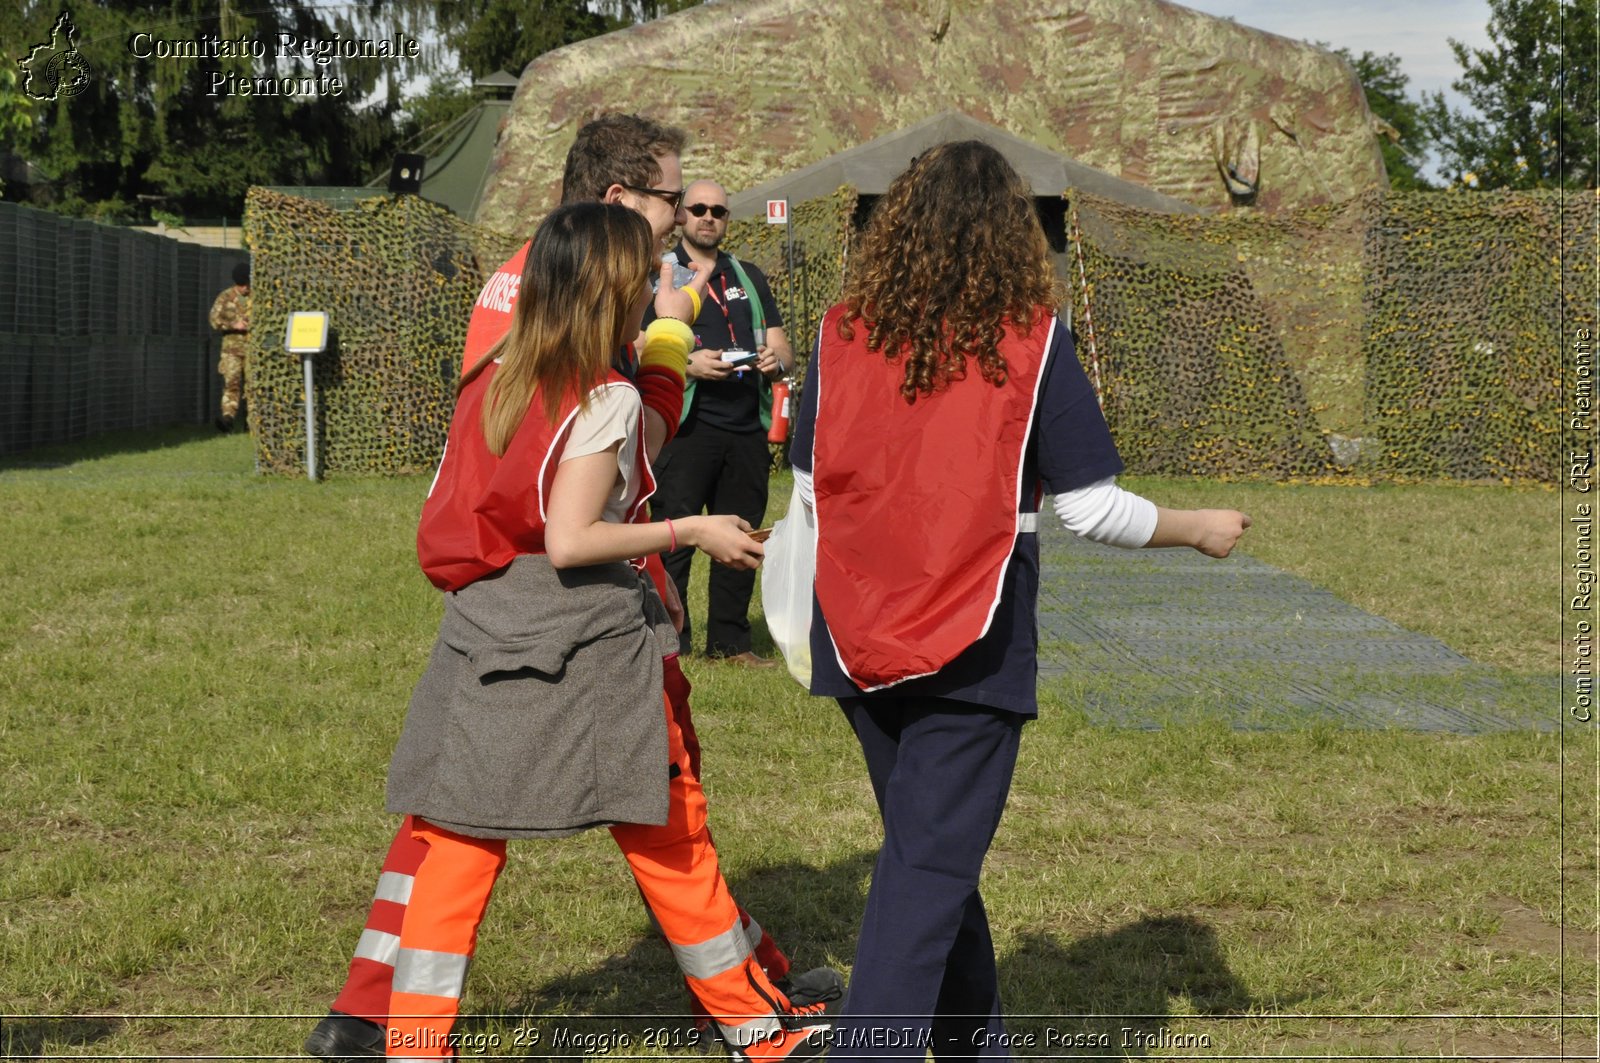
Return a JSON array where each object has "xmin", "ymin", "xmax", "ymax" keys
[{"xmin": 209, "ymin": 261, "xmax": 251, "ymax": 431}]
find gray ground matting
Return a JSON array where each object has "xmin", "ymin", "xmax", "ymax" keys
[{"xmin": 1034, "ymin": 522, "xmax": 1555, "ymax": 733}]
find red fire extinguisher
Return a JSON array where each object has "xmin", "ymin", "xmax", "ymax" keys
[{"xmin": 768, "ymin": 376, "xmax": 792, "ymax": 443}]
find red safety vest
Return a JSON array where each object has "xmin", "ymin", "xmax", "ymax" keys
[
  {"xmin": 466, "ymin": 240, "xmax": 643, "ymax": 375},
  {"xmin": 418, "ymin": 364, "xmax": 655, "ymax": 592},
  {"xmin": 463, "ymin": 242, "xmax": 531, "ymax": 373},
  {"xmin": 454, "ymin": 242, "xmax": 678, "ymax": 603},
  {"xmin": 811, "ymin": 305, "xmax": 1057, "ymax": 689}
]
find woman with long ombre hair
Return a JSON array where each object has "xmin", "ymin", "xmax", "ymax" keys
[
  {"xmin": 376, "ymin": 202, "xmax": 829, "ymax": 1062},
  {"xmin": 462, "ymin": 199, "xmax": 657, "ymax": 451},
  {"xmin": 790, "ymin": 141, "xmax": 1251, "ymax": 1059},
  {"xmin": 424, "ymin": 201, "xmax": 760, "ymax": 586}
]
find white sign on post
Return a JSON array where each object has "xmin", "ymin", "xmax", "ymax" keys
[{"xmin": 766, "ymin": 199, "xmax": 788, "ymax": 225}]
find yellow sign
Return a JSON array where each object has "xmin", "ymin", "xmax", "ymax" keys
[{"xmin": 284, "ymin": 311, "xmax": 329, "ymax": 354}]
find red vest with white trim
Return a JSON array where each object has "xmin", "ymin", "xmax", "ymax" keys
[
  {"xmin": 454, "ymin": 244, "xmax": 676, "ymax": 601},
  {"xmin": 811, "ymin": 305, "xmax": 1057, "ymax": 690},
  {"xmin": 418, "ymin": 364, "xmax": 655, "ymax": 592}
]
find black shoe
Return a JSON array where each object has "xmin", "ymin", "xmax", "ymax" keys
[
  {"xmin": 774, "ymin": 966, "xmax": 844, "ymax": 1011},
  {"xmin": 303, "ymin": 1010, "xmax": 383, "ymax": 1059},
  {"xmin": 214, "ymin": 415, "xmax": 234, "ymax": 433}
]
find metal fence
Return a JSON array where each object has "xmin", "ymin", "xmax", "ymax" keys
[{"xmin": 0, "ymin": 202, "xmax": 248, "ymax": 456}]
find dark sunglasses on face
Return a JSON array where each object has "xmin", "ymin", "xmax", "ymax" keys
[
  {"xmin": 623, "ymin": 184, "xmax": 685, "ymax": 212},
  {"xmin": 686, "ymin": 203, "xmax": 729, "ymax": 219}
]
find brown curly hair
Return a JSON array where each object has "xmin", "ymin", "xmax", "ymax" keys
[
  {"xmin": 840, "ymin": 140, "xmax": 1065, "ymax": 402},
  {"xmin": 560, "ymin": 113, "xmax": 687, "ymax": 205}
]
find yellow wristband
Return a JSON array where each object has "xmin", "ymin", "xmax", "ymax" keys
[
  {"xmin": 684, "ymin": 285, "xmax": 701, "ymax": 322},
  {"xmin": 641, "ymin": 317, "xmax": 693, "ymax": 376}
]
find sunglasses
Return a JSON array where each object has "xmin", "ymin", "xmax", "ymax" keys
[
  {"xmin": 623, "ymin": 184, "xmax": 685, "ymax": 212},
  {"xmin": 685, "ymin": 203, "xmax": 729, "ymax": 220}
]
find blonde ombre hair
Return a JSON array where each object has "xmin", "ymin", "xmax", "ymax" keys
[{"xmin": 462, "ymin": 203, "xmax": 654, "ymax": 456}]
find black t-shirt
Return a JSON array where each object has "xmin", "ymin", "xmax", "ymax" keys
[{"xmin": 649, "ymin": 245, "xmax": 784, "ymax": 434}]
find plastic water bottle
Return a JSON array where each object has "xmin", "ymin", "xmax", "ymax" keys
[{"xmin": 652, "ymin": 251, "xmax": 697, "ymax": 292}]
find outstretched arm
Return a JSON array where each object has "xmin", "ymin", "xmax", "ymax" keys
[
  {"xmin": 1053, "ymin": 479, "xmax": 1250, "ymax": 558},
  {"xmin": 1144, "ymin": 506, "xmax": 1252, "ymax": 558},
  {"xmin": 544, "ymin": 446, "xmax": 765, "ymax": 571}
]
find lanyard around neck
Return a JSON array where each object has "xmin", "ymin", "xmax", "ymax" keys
[{"xmin": 702, "ymin": 273, "xmax": 739, "ymax": 347}]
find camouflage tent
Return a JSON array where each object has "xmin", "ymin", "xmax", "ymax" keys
[
  {"xmin": 720, "ymin": 112, "xmax": 1200, "ymax": 339},
  {"xmin": 477, "ymin": 0, "xmax": 1386, "ymax": 234},
  {"xmin": 378, "ymin": 72, "xmax": 519, "ymax": 219}
]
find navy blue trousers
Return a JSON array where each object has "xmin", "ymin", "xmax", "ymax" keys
[{"xmin": 832, "ymin": 696, "xmax": 1025, "ymax": 1062}]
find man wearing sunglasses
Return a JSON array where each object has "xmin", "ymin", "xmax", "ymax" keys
[{"xmin": 649, "ymin": 179, "xmax": 794, "ymax": 667}]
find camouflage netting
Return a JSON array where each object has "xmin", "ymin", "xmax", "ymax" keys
[
  {"xmin": 721, "ymin": 185, "xmax": 858, "ymax": 381},
  {"xmin": 722, "ymin": 186, "xmax": 857, "ymax": 467},
  {"xmin": 1069, "ymin": 188, "xmax": 1597, "ymax": 482},
  {"xmin": 1069, "ymin": 189, "xmax": 1343, "ymax": 479},
  {"xmin": 243, "ymin": 189, "xmax": 524, "ymax": 476},
  {"xmin": 245, "ymin": 183, "xmax": 1592, "ymax": 483},
  {"xmin": 1362, "ymin": 191, "xmax": 1594, "ymax": 482},
  {"xmin": 241, "ymin": 187, "xmax": 855, "ymax": 476}
]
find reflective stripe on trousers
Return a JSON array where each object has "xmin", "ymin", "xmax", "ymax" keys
[
  {"xmin": 371, "ymin": 692, "xmax": 792, "ymax": 1055},
  {"xmin": 385, "ymin": 821, "xmax": 506, "ymax": 1059},
  {"xmin": 332, "ymin": 819, "xmax": 429, "ymax": 1024},
  {"xmin": 611, "ymin": 692, "xmax": 790, "ymax": 1044}
]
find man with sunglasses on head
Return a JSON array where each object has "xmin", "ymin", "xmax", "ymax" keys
[{"xmin": 647, "ymin": 179, "xmax": 794, "ymax": 667}]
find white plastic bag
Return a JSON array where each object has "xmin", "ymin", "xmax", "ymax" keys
[{"xmin": 761, "ymin": 480, "xmax": 816, "ymax": 688}]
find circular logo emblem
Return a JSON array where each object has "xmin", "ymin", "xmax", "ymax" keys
[{"xmin": 46, "ymin": 49, "xmax": 93, "ymax": 99}]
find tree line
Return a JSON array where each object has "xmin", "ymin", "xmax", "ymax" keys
[
  {"xmin": 0, "ymin": 0, "xmax": 1591, "ymax": 224},
  {"xmin": 0, "ymin": 0, "xmax": 699, "ymax": 221},
  {"xmin": 1341, "ymin": 0, "xmax": 1595, "ymax": 191}
]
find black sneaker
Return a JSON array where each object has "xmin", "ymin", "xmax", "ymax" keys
[
  {"xmin": 214, "ymin": 415, "xmax": 234, "ymax": 433},
  {"xmin": 303, "ymin": 1010, "xmax": 383, "ymax": 1059},
  {"xmin": 774, "ymin": 967, "xmax": 845, "ymax": 1011},
  {"xmin": 724, "ymin": 966, "xmax": 833, "ymax": 1062}
]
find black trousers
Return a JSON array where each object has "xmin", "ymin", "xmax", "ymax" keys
[
  {"xmin": 831, "ymin": 695, "xmax": 1025, "ymax": 1062},
  {"xmin": 652, "ymin": 420, "xmax": 770, "ymax": 656}
]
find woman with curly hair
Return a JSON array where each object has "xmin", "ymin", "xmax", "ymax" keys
[{"xmin": 790, "ymin": 141, "xmax": 1251, "ymax": 1059}]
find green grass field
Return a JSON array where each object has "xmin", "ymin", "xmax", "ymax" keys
[{"xmin": 0, "ymin": 427, "xmax": 1590, "ymax": 1060}]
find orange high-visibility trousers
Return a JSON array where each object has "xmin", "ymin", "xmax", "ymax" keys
[
  {"xmin": 656, "ymin": 652, "xmax": 790, "ymax": 1027},
  {"xmin": 332, "ymin": 657, "xmax": 788, "ymax": 1031},
  {"xmin": 371, "ymin": 681, "xmax": 794, "ymax": 1058},
  {"xmin": 385, "ymin": 821, "xmax": 505, "ymax": 1060}
]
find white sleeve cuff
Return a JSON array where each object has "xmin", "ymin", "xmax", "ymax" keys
[
  {"xmin": 793, "ymin": 467, "xmax": 814, "ymax": 510},
  {"xmin": 1052, "ymin": 477, "xmax": 1157, "ymax": 549}
]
